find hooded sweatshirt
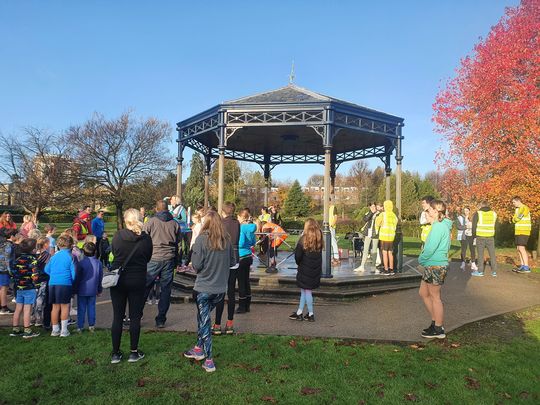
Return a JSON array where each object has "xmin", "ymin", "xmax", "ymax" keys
[
  {"xmin": 143, "ymin": 210, "xmax": 180, "ymax": 261},
  {"xmin": 375, "ymin": 200, "xmax": 398, "ymax": 242},
  {"xmin": 418, "ymin": 217, "xmax": 453, "ymax": 266}
]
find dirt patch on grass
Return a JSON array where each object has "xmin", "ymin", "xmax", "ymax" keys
[{"xmin": 450, "ymin": 306, "xmax": 540, "ymax": 344}]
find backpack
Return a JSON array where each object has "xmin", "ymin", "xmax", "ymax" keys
[{"xmin": 0, "ymin": 241, "xmax": 13, "ymax": 274}]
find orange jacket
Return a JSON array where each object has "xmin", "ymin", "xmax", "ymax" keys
[{"xmin": 262, "ymin": 222, "xmax": 287, "ymax": 248}]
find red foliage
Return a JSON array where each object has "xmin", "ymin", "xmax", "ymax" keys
[{"xmin": 433, "ymin": 0, "xmax": 540, "ymax": 219}]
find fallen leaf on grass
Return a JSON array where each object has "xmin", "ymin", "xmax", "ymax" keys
[
  {"xmin": 404, "ymin": 393, "xmax": 418, "ymax": 401},
  {"xmin": 300, "ymin": 387, "xmax": 322, "ymax": 396},
  {"xmin": 289, "ymin": 340, "xmax": 297, "ymax": 348},
  {"xmin": 387, "ymin": 371, "xmax": 396, "ymax": 378},
  {"xmin": 424, "ymin": 381, "xmax": 439, "ymax": 390},
  {"xmin": 137, "ymin": 378, "xmax": 146, "ymax": 387},
  {"xmin": 31, "ymin": 375, "xmax": 43, "ymax": 389},
  {"xmin": 371, "ymin": 383, "xmax": 385, "ymax": 389},
  {"xmin": 450, "ymin": 343, "xmax": 461, "ymax": 348},
  {"xmin": 501, "ymin": 392, "xmax": 512, "ymax": 399},
  {"xmin": 280, "ymin": 364, "xmax": 290, "ymax": 370},
  {"xmin": 261, "ymin": 395, "xmax": 277, "ymax": 403},
  {"xmin": 393, "ymin": 349, "xmax": 400, "ymax": 352},
  {"xmin": 409, "ymin": 344, "xmax": 425, "ymax": 351},
  {"xmin": 518, "ymin": 391, "xmax": 529, "ymax": 399},
  {"xmin": 358, "ymin": 401, "xmax": 366, "ymax": 405},
  {"xmin": 376, "ymin": 391, "xmax": 385, "ymax": 398},
  {"xmin": 344, "ymin": 360, "xmax": 350, "ymax": 366},
  {"xmin": 464, "ymin": 376, "xmax": 480, "ymax": 390},
  {"xmin": 249, "ymin": 365, "xmax": 262, "ymax": 373},
  {"xmin": 76, "ymin": 358, "xmax": 96, "ymax": 366}
]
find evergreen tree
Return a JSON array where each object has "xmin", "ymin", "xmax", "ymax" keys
[
  {"xmin": 283, "ymin": 180, "xmax": 311, "ymax": 218},
  {"xmin": 184, "ymin": 153, "xmax": 205, "ymax": 209}
]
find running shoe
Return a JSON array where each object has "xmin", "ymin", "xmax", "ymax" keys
[
  {"xmin": 9, "ymin": 330, "xmax": 23, "ymax": 337},
  {"xmin": 60, "ymin": 330, "xmax": 70, "ymax": 338},
  {"xmin": 51, "ymin": 329, "xmax": 61, "ymax": 337},
  {"xmin": 0, "ymin": 307, "xmax": 14, "ymax": 315},
  {"xmin": 422, "ymin": 323, "xmax": 435, "ymax": 335},
  {"xmin": 184, "ymin": 347, "xmax": 205, "ymax": 361},
  {"xmin": 517, "ymin": 266, "xmax": 531, "ymax": 274},
  {"xmin": 460, "ymin": 261, "xmax": 466, "ymax": 270},
  {"xmin": 225, "ymin": 324, "xmax": 234, "ymax": 335},
  {"xmin": 111, "ymin": 351, "xmax": 123, "ymax": 364},
  {"xmin": 202, "ymin": 359, "xmax": 216, "ymax": 373},
  {"xmin": 128, "ymin": 350, "xmax": 145, "ymax": 363},
  {"xmin": 422, "ymin": 326, "xmax": 446, "ymax": 339},
  {"xmin": 491, "ymin": 272, "xmax": 497, "ymax": 277},
  {"xmin": 288, "ymin": 312, "xmax": 303, "ymax": 321},
  {"xmin": 471, "ymin": 262, "xmax": 478, "ymax": 271},
  {"xmin": 22, "ymin": 330, "xmax": 40, "ymax": 339},
  {"xmin": 211, "ymin": 325, "xmax": 222, "ymax": 335},
  {"xmin": 471, "ymin": 271, "xmax": 484, "ymax": 277},
  {"xmin": 305, "ymin": 314, "xmax": 315, "ymax": 322}
]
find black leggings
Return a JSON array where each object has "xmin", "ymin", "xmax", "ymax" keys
[
  {"xmin": 460, "ymin": 236, "xmax": 476, "ymax": 262},
  {"xmin": 238, "ymin": 256, "xmax": 252, "ymax": 301},
  {"xmin": 178, "ymin": 232, "xmax": 192, "ymax": 265},
  {"xmin": 110, "ymin": 277, "xmax": 146, "ymax": 353},
  {"xmin": 215, "ymin": 268, "xmax": 238, "ymax": 324}
]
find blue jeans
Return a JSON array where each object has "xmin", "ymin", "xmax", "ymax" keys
[
  {"xmin": 77, "ymin": 295, "xmax": 96, "ymax": 329},
  {"xmin": 194, "ymin": 291, "xmax": 225, "ymax": 359},
  {"xmin": 145, "ymin": 259, "xmax": 175, "ymax": 324},
  {"xmin": 298, "ymin": 288, "xmax": 314, "ymax": 314}
]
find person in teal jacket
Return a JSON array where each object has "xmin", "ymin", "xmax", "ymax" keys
[{"xmin": 418, "ymin": 199, "xmax": 452, "ymax": 340}]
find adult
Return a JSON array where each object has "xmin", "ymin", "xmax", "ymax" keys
[
  {"xmin": 471, "ymin": 201, "xmax": 497, "ymax": 277},
  {"xmin": 110, "ymin": 208, "xmax": 153, "ymax": 364},
  {"xmin": 258, "ymin": 207, "xmax": 271, "ymax": 223},
  {"xmin": 73, "ymin": 208, "xmax": 92, "ymax": 242},
  {"xmin": 0, "ymin": 212, "xmax": 17, "ymax": 233},
  {"xmin": 213, "ymin": 202, "xmax": 240, "ymax": 335},
  {"xmin": 419, "ymin": 196, "xmax": 434, "ymax": 247},
  {"xmin": 418, "ymin": 200, "xmax": 452, "ymax": 339},
  {"xmin": 269, "ymin": 206, "xmax": 282, "ymax": 226},
  {"xmin": 139, "ymin": 207, "xmax": 148, "ymax": 223},
  {"xmin": 91, "ymin": 210, "xmax": 105, "ymax": 257},
  {"xmin": 183, "ymin": 210, "xmax": 236, "ymax": 373},
  {"xmin": 143, "ymin": 200, "xmax": 180, "ymax": 328},
  {"xmin": 169, "ymin": 195, "xmax": 191, "ymax": 267},
  {"xmin": 236, "ymin": 208, "xmax": 257, "ymax": 314},
  {"xmin": 511, "ymin": 197, "xmax": 532, "ymax": 274},
  {"xmin": 19, "ymin": 214, "xmax": 37, "ymax": 238},
  {"xmin": 355, "ymin": 202, "xmax": 381, "ymax": 273},
  {"xmin": 328, "ymin": 192, "xmax": 340, "ymax": 266},
  {"xmin": 456, "ymin": 207, "xmax": 476, "ymax": 271},
  {"xmin": 376, "ymin": 200, "xmax": 398, "ymax": 275},
  {"xmin": 261, "ymin": 220, "xmax": 287, "ymax": 273}
]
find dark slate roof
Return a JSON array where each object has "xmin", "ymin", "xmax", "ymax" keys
[{"xmin": 223, "ymin": 84, "xmax": 394, "ymax": 118}]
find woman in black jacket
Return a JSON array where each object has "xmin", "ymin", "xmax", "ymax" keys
[
  {"xmin": 110, "ymin": 208, "xmax": 153, "ymax": 364},
  {"xmin": 289, "ymin": 219, "xmax": 322, "ymax": 322}
]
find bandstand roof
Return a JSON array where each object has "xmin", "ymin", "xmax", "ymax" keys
[{"xmin": 177, "ymin": 84, "xmax": 404, "ymax": 166}]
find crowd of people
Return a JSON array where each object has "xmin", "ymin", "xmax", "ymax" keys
[{"xmin": 0, "ymin": 193, "xmax": 534, "ymax": 371}]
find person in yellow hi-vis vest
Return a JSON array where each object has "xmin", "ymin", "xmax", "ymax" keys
[
  {"xmin": 328, "ymin": 193, "xmax": 340, "ymax": 266},
  {"xmin": 375, "ymin": 200, "xmax": 398, "ymax": 275},
  {"xmin": 420, "ymin": 196, "xmax": 434, "ymax": 247},
  {"xmin": 511, "ymin": 196, "xmax": 532, "ymax": 274},
  {"xmin": 471, "ymin": 201, "xmax": 497, "ymax": 277}
]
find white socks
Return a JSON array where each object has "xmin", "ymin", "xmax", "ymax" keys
[
  {"xmin": 52, "ymin": 324, "xmax": 60, "ymax": 333},
  {"xmin": 296, "ymin": 309, "xmax": 303, "ymax": 315},
  {"xmin": 60, "ymin": 319, "xmax": 68, "ymax": 333}
]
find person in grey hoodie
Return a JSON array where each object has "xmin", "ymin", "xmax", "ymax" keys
[
  {"xmin": 183, "ymin": 210, "xmax": 236, "ymax": 373},
  {"xmin": 143, "ymin": 200, "xmax": 180, "ymax": 328}
]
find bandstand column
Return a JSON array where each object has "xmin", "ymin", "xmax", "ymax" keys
[
  {"xmin": 176, "ymin": 140, "xmax": 184, "ymax": 203},
  {"xmin": 204, "ymin": 155, "xmax": 211, "ymax": 208},
  {"xmin": 385, "ymin": 155, "xmax": 391, "ymax": 201},
  {"xmin": 264, "ymin": 162, "xmax": 270, "ymax": 207},
  {"xmin": 217, "ymin": 147, "xmax": 225, "ymax": 213},
  {"xmin": 395, "ymin": 127, "xmax": 404, "ymax": 272},
  {"xmin": 322, "ymin": 148, "xmax": 333, "ymax": 278}
]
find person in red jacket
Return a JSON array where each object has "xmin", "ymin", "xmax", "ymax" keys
[{"xmin": 260, "ymin": 220, "xmax": 287, "ymax": 272}]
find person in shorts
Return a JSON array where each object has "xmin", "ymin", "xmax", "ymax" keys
[
  {"xmin": 418, "ymin": 200, "xmax": 453, "ymax": 339},
  {"xmin": 0, "ymin": 228, "xmax": 16, "ymax": 315},
  {"xmin": 511, "ymin": 197, "xmax": 532, "ymax": 273},
  {"xmin": 10, "ymin": 238, "xmax": 40, "ymax": 338},
  {"xmin": 45, "ymin": 235, "xmax": 76, "ymax": 337}
]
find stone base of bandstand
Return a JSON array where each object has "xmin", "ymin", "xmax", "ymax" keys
[{"xmin": 173, "ymin": 252, "xmax": 421, "ymax": 305}]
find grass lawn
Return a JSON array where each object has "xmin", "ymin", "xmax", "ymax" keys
[{"xmin": 1, "ymin": 307, "xmax": 539, "ymax": 404}]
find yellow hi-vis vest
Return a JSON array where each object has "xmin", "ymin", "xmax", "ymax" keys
[
  {"xmin": 421, "ymin": 224, "xmax": 432, "ymax": 242},
  {"xmin": 476, "ymin": 210, "xmax": 497, "ymax": 237},
  {"xmin": 513, "ymin": 206, "xmax": 532, "ymax": 236},
  {"xmin": 379, "ymin": 212, "xmax": 398, "ymax": 242}
]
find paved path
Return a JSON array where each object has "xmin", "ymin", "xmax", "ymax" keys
[{"xmin": 2, "ymin": 262, "xmax": 539, "ymax": 342}]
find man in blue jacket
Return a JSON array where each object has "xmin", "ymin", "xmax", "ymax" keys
[{"xmin": 91, "ymin": 210, "xmax": 105, "ymax": 257}]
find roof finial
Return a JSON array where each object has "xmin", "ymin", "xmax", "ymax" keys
[{"xmin": 289, "ymin": 60, "xmax": 295, "ymax": 85}]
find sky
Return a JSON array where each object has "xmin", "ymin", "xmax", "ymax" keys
[{"xmin": 0, "ymin": 0, "xmax": 519, "ymax": 184}]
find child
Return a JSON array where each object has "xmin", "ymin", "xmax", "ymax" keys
[
  {"xmin": 375, "ymin": 200, "xmax": 398, "ymax": 275},
  {"xmin": 289, "ymin": 219, "xmax": 322, "ymax": 322},
  {"xmin": 236, "ymin": 208, "xmax": 257, "ymax": 314},
  {"xmin": 44, "ymin": 224, "xmax": 57, "ymax": 254},
  {"xmin": 418, "ymin": 200, "xmax": 452, "ymax": 339},
  {"xmin": 0, "ymin": 228, "xmax": 15, "ymax": 315},
  {"xmin": 99, "ymin": 232, "xmax": 111, "ymax": 269},
  {"xmin": 75, "ymin": 242, "xmax": 103, "ymax": 332},
  {"xmin": 45, "ymin": 235, "xmax": 76, "ymax": 337},
  {"xmin": 34, "ymin": 237, "xmax": 51, "ymax": 328},
  {"xmin": 10, "ymin": 238, "xmax": 40, "ymax": 338}
]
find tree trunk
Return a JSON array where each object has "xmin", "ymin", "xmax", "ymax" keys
[
  {"xmin": 34, "ymin": 207, "xmax": 40, "ymax": 225},
  {"xmin": 115, "ymin": 201, "xmax": 124, "ymax": 230},
  {"xmin": 536, "ymin": 223, "xmax": 539, "ymax": 262}
]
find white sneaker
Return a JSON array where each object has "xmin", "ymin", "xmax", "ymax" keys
[
  {"xmin": 51, "ymin": 330, "xmax": 61, "ymax": 337},
  {"xmin": 354, "ymin": 266, "xmax": 365, "ymax": 272},
  {"xmin": 60, "ymin": 330, "xmax": 70, "ymax": 337},
  {"xmin": 460, "ymin": 261, "xmax": 466, "ymax": 270},
  {"xmin": 471, "ymin": 262, "xmax": 478, "ymax": 271},
  {"xmin": 70, "ymin": 308, "xmax": 78, "ymax": 316}
]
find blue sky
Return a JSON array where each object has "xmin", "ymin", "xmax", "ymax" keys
[{"xmin": 0, "ymin": 0, "xmax": 517, "ymax": 184}]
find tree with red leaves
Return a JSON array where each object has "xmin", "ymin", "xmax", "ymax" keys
[{"xmin": 433, "ymin": 0, "xmax": 540, "ymax": 253}]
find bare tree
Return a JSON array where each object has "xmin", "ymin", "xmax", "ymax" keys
[
  {"xmin": 65, "ymin": 112, "xmax": 172, "ymax": 229},
  {"xmin": 0, "ymin": 128, "xmax": 82, "ymax": 219}
]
